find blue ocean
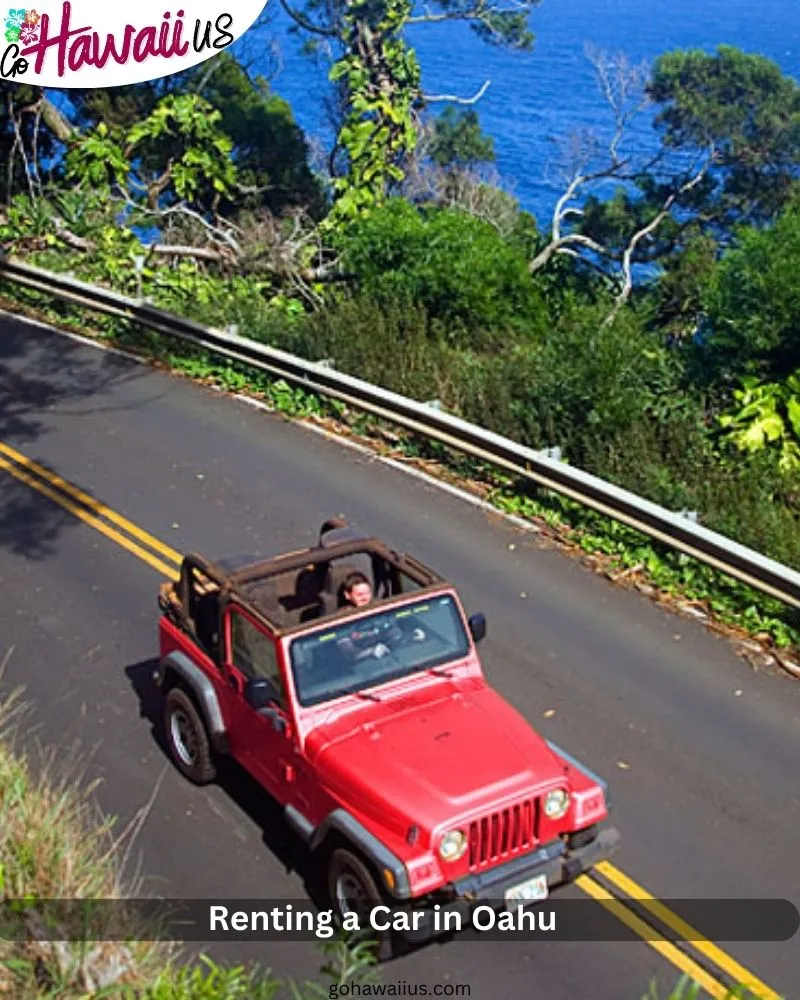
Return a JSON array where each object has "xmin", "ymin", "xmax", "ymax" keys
[{"xmin": 241, "ymin": 0, "xmax": 800, "ymax": 227}]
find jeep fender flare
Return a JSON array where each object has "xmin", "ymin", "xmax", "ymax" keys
[
  {"xmin": 546, "ymin": 739, "xmax": 613, "ymax": 810},
  {"xmin": 302, "ymin": 807, "xmax": 411, "ymax": 900},
  {"xmin": 156, "ymin": 651, "xmax": 229, "ymax": 754}
]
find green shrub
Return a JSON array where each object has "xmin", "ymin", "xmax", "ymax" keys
[{"xmin": 331, "ymin": 198, "xmax": 549, "ymax": 348}]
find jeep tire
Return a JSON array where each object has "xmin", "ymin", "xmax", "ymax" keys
[
  {"xmin": 164, "ymin": 687, "xmax": 217, "ymax": 785},
  {"xmin": 327, "ymin": 847, "xmax": 395, "ymax": 962}
]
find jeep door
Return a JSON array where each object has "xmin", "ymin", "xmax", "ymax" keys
[{"xmin": 220, "ymin": 602, "xmax": 292, "ymax": 795}]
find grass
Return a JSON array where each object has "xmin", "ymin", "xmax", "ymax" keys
[{"xmin": 0, "ymin": 651, "xmax": 378, "ymax": 998}]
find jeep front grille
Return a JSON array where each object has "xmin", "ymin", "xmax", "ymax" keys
[{"xmin": 468, "ymin": 798, "xmax": 538, "ymax": 870}]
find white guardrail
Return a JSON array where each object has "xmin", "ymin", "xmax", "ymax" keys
[{"xmin": 2, "ymin": 254, "xmax": 800, "ymax": 611}]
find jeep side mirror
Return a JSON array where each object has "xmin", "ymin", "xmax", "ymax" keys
[
  {"xmin": 244, "ymin": 677, "xmax": 275, "ymax": 710},
  {"xmin": 468, "ymin": 613, "xmax": 487, "ymax": 644}
]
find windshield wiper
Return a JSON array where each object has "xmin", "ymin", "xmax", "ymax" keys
[
  {"xmin": 353, "ymin": 689, "xmax": 382, "ymax": 701},
  {"xmin": 428, "ymin": 664, "xmax": 456, "ymax": 677}
]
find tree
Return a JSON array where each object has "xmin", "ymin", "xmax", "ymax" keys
[
  {"xmin": 397, "ymin": 103, "xmax": 524, "ymax": 233},
  {"xmin": 428, "ymin": 106, "xmax": 496, "ymax": 170},
  {"xmin": 699, "ymin": 200, "xmax": 800, "ymax": 382},
  {"xmin": 63, "ymin": 52, "xmax": 325, "ymax": 220},
  {"xmin": 529, "ymin": 45, "xmax": 800, "ymax": 326},
  {"xmin": 648, "ymin": 45, "xmax": 800, "ymax": 231},
  {"xmin": 279, "ymin": 0, "xmax": 541, "ymax": 223}
]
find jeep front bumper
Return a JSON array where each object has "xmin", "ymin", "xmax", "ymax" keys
[{"xmin": 401, "ymin": 824, "xmax": 620, "ymax": 940}]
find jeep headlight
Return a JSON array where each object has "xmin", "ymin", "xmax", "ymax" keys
[
  {"xmin": 544, "ymin": 789, "xmax": 570, "ymax": 819},
  {"xmin": 438, "ymin": 829, "xmax": 468, "ymax": 862}
]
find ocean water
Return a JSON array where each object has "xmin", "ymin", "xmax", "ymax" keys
[{"xmin": 241, "ymin": 0, "xmax": 800, "ymax": 226}]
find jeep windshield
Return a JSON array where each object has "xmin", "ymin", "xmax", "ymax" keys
[{"xmin": 288, "ymin": 594, "xmax": 471, "ymax": 707}]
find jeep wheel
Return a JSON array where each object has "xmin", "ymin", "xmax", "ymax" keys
[
  {"xmin": 164, "ymin": 687, "xmax": 217, "ymax": 785},
  {"xmin": 327, "ymin": 848, "xmax": 395, "ymax": 962}
]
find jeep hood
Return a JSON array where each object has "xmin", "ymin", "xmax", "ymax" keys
[{"xmin": 305, "ymin": 682, "xmax": 564, "ymax": 834}]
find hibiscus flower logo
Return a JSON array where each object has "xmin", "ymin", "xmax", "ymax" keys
[{"xmin": 5, "ymin": 6, "xmax": 38, "ymax": 43}]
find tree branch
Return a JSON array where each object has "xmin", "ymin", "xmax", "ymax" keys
[
  {"xmin": 7, "ymin": 94, "xmax": 36, "ymax": 202},
  {"xmin": 529, "ymin": 165, "xmax": 621, "ymax": 272},
  {"xmin": 24, "ymin": 95, "xmax": 76, "ymax": 144},
  {"xmin": 602, "ymin": 150, "xmax": 717, "ymax": 327},
  {"xmin": 407, "ymin": 0, "xmax": 530, "ymax": 25},
  {"xmin": 278, "ymin": 0, "xmax": 338, "ymax": 37},
  {"xmin": 119, "ymin": 193, "xmax": 242, "ymax": 255},
  {"xmin": 422, "ymin": 80, "xmax": 491, "ymax": 105}
]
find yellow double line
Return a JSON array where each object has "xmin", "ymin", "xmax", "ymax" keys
[
  {"xmin": 0, "ymin": 440, "xmax": 180, "ymax": 577},
  {"xmin": 579, "ymin": 864, "xmax": 782, "ymax": 999},
  {"xmin": 0, "ymin": 439, "xmax": 786, "ymax": 1000}
]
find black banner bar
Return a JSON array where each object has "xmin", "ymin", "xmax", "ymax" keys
[{"xmin": 1, "ymin": 898, "xmax": 797, "ymax": 943}]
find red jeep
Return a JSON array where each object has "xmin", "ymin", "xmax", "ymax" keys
[{"xmin": 156, "ymin": 518, "xmax": 620, "ymax": 957}]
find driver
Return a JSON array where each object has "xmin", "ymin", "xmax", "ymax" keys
[
  {"xmin": 339, "ymin": 571, "xmax": 426, "ymax": 659},
  {"xmin": 341, "ymin": 571, "xmax": 374, "ymax": 609}
]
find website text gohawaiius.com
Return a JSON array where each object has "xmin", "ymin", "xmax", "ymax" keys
[{"xmin": 328, "ymin": 983, "xmax": 472, "ymax": 999}]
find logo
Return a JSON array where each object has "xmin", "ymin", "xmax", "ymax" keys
[{"xmin": 1, "ymin": 0, "xmax": 269, "ymax": 86}]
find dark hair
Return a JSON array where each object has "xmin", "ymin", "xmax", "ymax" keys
[{"xmin": 342, "ymin": 571, "xmax": 370, "ymax": 593}]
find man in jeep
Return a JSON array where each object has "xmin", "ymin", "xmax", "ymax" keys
[
  {"xmin": 339, "ymin": 571, "xmax": 427, "ymax": 659},
  {"xmin": 341, "ymin": 571, "xmax": 374, "ymax": 609}
]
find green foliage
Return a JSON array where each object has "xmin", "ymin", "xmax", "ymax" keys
[
  {"xmin": 719, "ymin": 371, "xmax": 800, "ymax": 473},
  {"xmin": 128, "ymin": 94, "xmax": 236, "ymax": 200},
  {"xmin": 65, "ymin": 52, "xmax": 324, "ymax": 219},
  {"xmin": 63, "ymin": 93, "xmax": 237, "ymax": 210},
  {"xmin": 331, "ymin": 198, "xmax": 547, "ymax": 344},
  {"xmin": 647, "ymin": 231, "xmax": 719, "ymax": 342},
  {"xmin": 700, "ymin": 201, "xmax": 800, "ymax": 381},
  {"xmin": 428, "ymin": 107, "xmax": 496, "ymax": 169},
  {"xmin": 641, "ymin": 975, "xmax": 773, "ymax": 1000},
  {"xmin": 648, "ymin": 45, "xmax": 800, "ymax": 226},
  {"xmin": 327, "ymin": 0, "xmax": 421, "ymax": 224},
  {"xmin": 64, "ymin": 121, "xmax": 130, "ymax": 192}
]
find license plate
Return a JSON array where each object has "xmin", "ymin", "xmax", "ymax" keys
[{"xmin": 504, "ymin": 873, "xmax": 549, "ymax": 907}]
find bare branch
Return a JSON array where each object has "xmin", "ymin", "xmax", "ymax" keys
[
  {"xmin": 148, "ymin": 244, "xmax": 228, "ymax": 262},
  {"xmin": 31, "ymin": 103, "xmax": 44, "ymax": 197},
  {"xmin": 423, "ymin": 80, "xmax": 491, "ymax": 105},
  {"xmin": 52, "ymin": 219, "xmax": 95, "ymax": 251},
  {"xmin": 7, "ymin": 94, "xmax": 36, "ymax": 202},
  {"xmin": 278, "ymin": 0, "xmax": 338, "ymax": 37},
  {"xmin": 530, "ymin": 166, "xmax": 621, "ymax": 272},
  {"xmin": 119, "ymin": 193, "xmax": 242, "ymax": 255},
  {"xmin": 602, "ymin": 150, "xmax": 717, "ymax": 327},
  {"xmin": 25, "ymin": 95, "xmax": 76, "ymax": 144},
  {"xmin": 584, "ymin": 45, "xmax": 652, "ymax": 167},
  {"xmin": 407, "ymin": 0, "xmax": 532, "ymax": 25}
]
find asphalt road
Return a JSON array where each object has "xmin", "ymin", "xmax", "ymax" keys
[{"xmin": 1, "ymin": 311, "xmax": 799, "ymax": 999}]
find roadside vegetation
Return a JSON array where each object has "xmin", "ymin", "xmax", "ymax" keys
[
  {"xmin": 0, "ymin": 659, "xmax": 379, "ymax": 998},
  {"xmin": 1, "ymin": 19, "xmax": 799, "ymax": 662},
  {"xmin": 0, "ymin": 666, "xmax": 776, "ymax": 999}
]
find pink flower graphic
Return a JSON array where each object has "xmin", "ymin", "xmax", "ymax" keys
[
  {"xmin": 24, "ymin": 7, "xmax": 39, "ymax": 24},
  {"xmin": 19, "ymin": 20, "xmax": 36, "ymax": 41}
]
